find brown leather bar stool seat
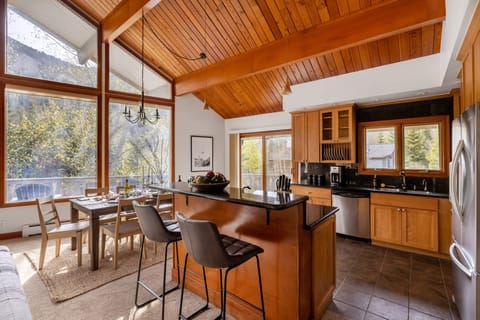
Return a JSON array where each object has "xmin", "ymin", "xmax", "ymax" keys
[
  {"xmin": 176, "ymin": 212, "xmax": 266, "ymax": 320},
  {"xmin": 133, "ymin": 201, "xmax": 182, "ymax": 320}
]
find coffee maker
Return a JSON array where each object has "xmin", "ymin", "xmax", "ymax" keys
[{"xmin": 330, "ymin": 166, "xmax": 345, "ymax": 187}]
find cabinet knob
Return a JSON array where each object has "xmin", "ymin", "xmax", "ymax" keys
[{"xmin": 397, "ymin": 208, "xmax": 401, "ymax": 212}]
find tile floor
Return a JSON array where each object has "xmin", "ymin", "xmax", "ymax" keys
[{"xmin": 322, "ymin": 236, "xmax": 460, "ymax": 320}]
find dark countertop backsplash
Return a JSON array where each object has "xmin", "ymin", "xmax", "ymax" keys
[{"xmin": 298, "ymin": 162, "xmax": 449, "ymax": 194}]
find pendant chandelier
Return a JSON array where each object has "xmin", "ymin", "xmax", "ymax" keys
[{"xmin": 123, "ymin": 10, "xmax": 160, "ymax": 126}]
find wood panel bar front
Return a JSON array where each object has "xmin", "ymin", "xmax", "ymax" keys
[{"xmin": 171, "ymin": 192, "xmax": 336, "ymax": 319}]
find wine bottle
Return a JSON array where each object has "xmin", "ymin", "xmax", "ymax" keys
[{"xmin": 124, "ymin": 179, "xmax": 130, "ymax": 196}]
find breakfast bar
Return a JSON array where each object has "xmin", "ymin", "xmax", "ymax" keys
[{"xmin": 151, "ymin": 182, "xmax": 338, "ymax": 319}]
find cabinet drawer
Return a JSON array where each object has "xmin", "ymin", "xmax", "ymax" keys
[
  {"xmin": 370, "ymin": 192, "xmax": 438, "ymax": 211},
  {"xmin": 291, "ymin": 185, "xmax": 331, "ymax": 198}
]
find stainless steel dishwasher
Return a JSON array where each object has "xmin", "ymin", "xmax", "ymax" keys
[{"xmin": 332, "ymin": 189, "xmax": 370, "ymax": 240}]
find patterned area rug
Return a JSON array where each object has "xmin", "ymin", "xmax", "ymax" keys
[{"xmin": 24, "ymin": 239, "xmax": 167, "ymax": 303}]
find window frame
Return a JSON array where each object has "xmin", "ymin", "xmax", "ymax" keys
[
  {"xmin": 239, "ymin": 130, "xmax": 292, "ymax": 191},
  {"xmin": 358, "ymin": 115, "xmax": 450, "ymax": 177},
  {"xmin": 0, "ymin": 0, "xmax": 175, "ymax": 207}
]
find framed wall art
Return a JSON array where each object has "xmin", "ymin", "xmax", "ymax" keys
[{"xmin": 191, "ymin": 135, "xmax": 213, "ymax": 172}]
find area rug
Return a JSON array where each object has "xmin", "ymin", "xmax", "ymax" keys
[{"xmin": 24, "ymin": 240, "xmax": 168, "ymax": 303}]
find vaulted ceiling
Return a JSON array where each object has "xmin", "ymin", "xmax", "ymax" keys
[{"xmin": 70, "ymin": 0, "xmax": 446, "ymax": 119}]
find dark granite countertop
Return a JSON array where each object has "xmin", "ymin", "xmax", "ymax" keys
[
  {"xmin": 150, "ymin": 182, "xmax": 338, "ymax": 229},
  {"xmin": 292, "ymin": 182, "xmax": 449, "ymax": 198},
  {"xmin": 304, "ymin": 204, "xmax": 339, "ymax": 230},
  {"xmin": 150, "ymin": 182, "xmax": 309, "ymax": 210}
]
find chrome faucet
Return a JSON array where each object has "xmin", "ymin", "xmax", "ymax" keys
[
  {"xmin": 422, "ymin": 178, "xmax": 428, "ymax": 191},
  {"xmin": 400, "ymin": 170, "xmax": 406, "ymax": 191}
]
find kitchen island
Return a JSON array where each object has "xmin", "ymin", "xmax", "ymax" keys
[{"xmin": 151, "ymin": 182, "xmax": 338, "ymax": 319}]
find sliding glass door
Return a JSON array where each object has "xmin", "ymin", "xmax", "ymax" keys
[{"xmin": 240, "ymin": 131, "xmax": 291, "ymax": 191}]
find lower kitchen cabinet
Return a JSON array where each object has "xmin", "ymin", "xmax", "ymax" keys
[
  {"xmin": 370, "ymin": 193, "xmax": 439, "ymax": 253},
  {"xmin": 291, "ymin": 185, "xmax": 331, "ymax": 206}
]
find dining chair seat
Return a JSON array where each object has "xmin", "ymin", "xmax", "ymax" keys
[
  {"xmin": 176, "ymin": 212, "xmax": 266, "ymax": 320},
  {"xmin": 49, "ymin": 221, "xmax": 90, "ymax": 234},
  {"xmin": 133, "ymin": 201, "xmax": 182, "ymax": 320}
]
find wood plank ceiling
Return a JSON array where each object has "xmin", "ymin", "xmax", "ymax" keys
[{"xmin": 71, "ymin": 0, "xmax": 445, "ymax": 119}]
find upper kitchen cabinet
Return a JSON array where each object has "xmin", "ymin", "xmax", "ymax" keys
[
  {"xmin": 292, "ymin": 111, "xmax": 320, "ymax": 163},
  {"xmin": 458, "ymin": 3, "xmax": 480, "ymax": 112},
  {"xmin": 292, "ymin": 112, "xmax": 306, "ymax": 162},
  {"xmin": 320, "ymin": 104, "xmax": 356, "ymax": 163}
]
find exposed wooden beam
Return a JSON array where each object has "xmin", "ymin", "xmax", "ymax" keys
[
  {"xmin": 101, "ymin": 0, "xmax": 162, "ymax": 43},
  {"xmin": 175, "ymin": 0, "xmax": 445, "ymax": 95}
]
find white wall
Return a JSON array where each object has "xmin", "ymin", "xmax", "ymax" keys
[
  {"xmin": 224, "ymin": 111, "xmax": 291, "ymax": 134},
  {"xmin": 174, "ymin": 94, "xmax": 225, "ymax": 181},
  {"xmin": 0, "ymin": 203, "xmax": 72, "ymax": 235}
]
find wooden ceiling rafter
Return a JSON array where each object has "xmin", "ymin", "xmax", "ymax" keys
[
  {"xmin": 175, "ymin": 0, "xmax": 445, "ymax": 96},
  {"xmin": 101, "ymin": 0, "xmax": 162, "ymax": 43}
]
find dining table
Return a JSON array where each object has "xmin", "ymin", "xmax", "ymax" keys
[
  {"xmin": 70, "ymin": 191, "xmax": 168, "ymax": 270},
  {"xmin": 70, "ymin": 197, "xmax": 119, "ymax": 270}
]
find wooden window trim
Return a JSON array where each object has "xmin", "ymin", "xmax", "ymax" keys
[{"xmin": 358, "ymin": 115, "xmax": 450, "ymax": 177}]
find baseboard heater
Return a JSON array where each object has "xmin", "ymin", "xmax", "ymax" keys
[{"xmin": 22, "ymin": 222, "xmax": 54, "ymax": 237}]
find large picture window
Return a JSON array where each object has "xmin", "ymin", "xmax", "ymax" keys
[
  {"xmin": 109, "ymin": 101, "xmax": 172, "ymax": 189},
  {"xmin": 6, "ymin": 0, "xmax": 98, "ymax": 87},
  {"xmin": 358, "ymin": 115, "xmax": 449, "ymax": 176},
  {"xmin": 240, "ymin": 131, "xmax": 291, "ymax": 191},
  {"xmin": 6, "ymin": 90, "xmax": 97, "ymax": 201}
]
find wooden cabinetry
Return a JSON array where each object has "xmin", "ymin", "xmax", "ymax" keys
[
  {"xmin": 458, "ymin": 3, "xmax": 480, "ymax": 111},
  {"xmin": 306, "ymin": 111, "xmax": 320, "ymax": 162},
  {"xmin": 290, "ymin": 185, "xmax": 331, "ymax": 206},
  {"xmin": 292, "ymin": 113, "xmax": 306, "ymax": 162},
  {"xmin": 370, "ymin": 193, "xmax": 438, "ymax": 252},
  {"xmin": 438, "ymin": 198, "xmax": 452, "ymax": 256},
  {"xmin": 292, "ymin": 111, "xmax": 320, "ymax": 163},
  {"xmin": 291, "ymin": 104, "xmax": 356, "ymax": 165},
  {"xmin": 320, "ymin": 105, "xmax": 355, "ymax": 163}
]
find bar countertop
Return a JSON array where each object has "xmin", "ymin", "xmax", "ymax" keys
[
  {"xmin": 150, "ymin": 182, "xmax": 309, "ymax": 210},
  {"xmin": 151, "ymin": 182, "xmax": 338, "ymax": 229}
]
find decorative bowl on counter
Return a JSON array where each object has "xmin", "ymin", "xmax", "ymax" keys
[{"xmin": 191, "ymin": 181, "xmax": 230, "ymax": 193}]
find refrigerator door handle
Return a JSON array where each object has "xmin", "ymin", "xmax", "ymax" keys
[
  {"xmin": 449, "ymin": 242, "xmax": 474, "ymax": 279},
  {"xmin": 450, "ymin": 139, "xmax": 464, "ymax": 219}
]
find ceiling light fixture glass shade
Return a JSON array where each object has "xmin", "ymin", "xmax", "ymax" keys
[
  {"xmin": 123, "ymin": 10, "xmax": 160, "ymax": 126},
  {"xmin": 282, "ymin": 77, "xmax": 292, "ymax": 95}
]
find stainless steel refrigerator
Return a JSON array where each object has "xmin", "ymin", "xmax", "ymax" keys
[{"xmin": 450, "ymin": 103, "xmax": 480, "ymax": 320}]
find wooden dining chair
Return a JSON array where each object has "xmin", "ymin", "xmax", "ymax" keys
[
  {"xmin": 85, "ymin": 187, "xmax": 110, "ymax": 197},
  {"xmin": 155, "ymin": 192, "xmax": 173, "ymax": 219},
  {"xmin": 153, "ymin": 192, "xmax": 174, "ymax": 255},
  {"xmin": 100, "ymin": 196, "xmax": 146, "ymax": 269},
  {"xmin": 36, "ymin": 196, "xmax": 89, "ymax": 270}
]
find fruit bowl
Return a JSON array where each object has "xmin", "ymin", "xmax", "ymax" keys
[{"xmin": 191, "ymin": 181, "xmax": 230, "ymax": 193}]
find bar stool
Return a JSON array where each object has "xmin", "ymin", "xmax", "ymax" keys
[
  {"xmin": 133, "ymin": 201, "xmax": 182, "ymax": 320},
  {"xmin": 176, "ymin": 212, "xmax": 266, "ymax": 320}
]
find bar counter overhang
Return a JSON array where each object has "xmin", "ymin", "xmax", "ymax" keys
[{"xmin": 151, "ymin": 182, "xmax": 338, "ymax": 319}]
